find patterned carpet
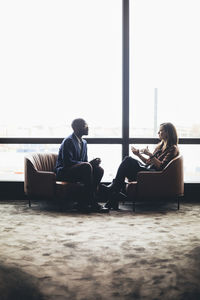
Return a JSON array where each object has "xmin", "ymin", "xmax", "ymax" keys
[{"xmin": 0, "ymin": 200, "xmax": 200, "ymax": 300}]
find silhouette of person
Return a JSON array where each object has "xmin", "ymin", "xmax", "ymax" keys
[
  {"xmin": 55, "ymin": 118, "xmax": 109, "ymax": 212},
  {"xmin": 102, "ymin": 122, "xmax": 179, "ymax": 209}
]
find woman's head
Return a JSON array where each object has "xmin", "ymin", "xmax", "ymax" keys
[{"xmin": 158, "ymin": 122, "xmax": 178, "ymax": 146}]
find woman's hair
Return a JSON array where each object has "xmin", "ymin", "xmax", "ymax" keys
[{"xmin": 160, "ymin": 122, "xmax": 178, "ymax": 147}]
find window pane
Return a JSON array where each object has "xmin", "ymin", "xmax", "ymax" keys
[
  {"xmin": 130, "ymin": 0, "xmax": 200, "ymax": 138},
  {"xmin": 0, "ymin": 0, "xmax": 122, "ymax": 138},
  {"xmin": 0, "ymin": 144, "xmax": 121, "ymax": 182},
  {"xmin": 0, "ymin": 144, "xmax": 60, "ymax": 181},
  {"xmin": 88, "ymin": 145, "xmax": 121, "ymax": 182},
  {"xmin": 179, "ymin": 145, "xmax": 200, "ymax": 183}
]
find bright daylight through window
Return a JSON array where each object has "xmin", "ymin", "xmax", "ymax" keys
[
  {"xmin": 0, "ymin": 0, "xmax": 122, "ymax": 181},
  {"xmin": 0, "ymin": 0, "xmax": 200, "ymax": 183},
  {"xmin": 130, "ymin": 0, "xmax": 200, "ymax": 182}
]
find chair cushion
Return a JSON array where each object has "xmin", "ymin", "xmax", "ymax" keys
[{"xmin": 56, "ymin": 181, "xmax": 84, "ymax": 200}]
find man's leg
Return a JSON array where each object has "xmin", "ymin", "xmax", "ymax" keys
[
  {"xmin": 92, "ymin": 165, "xmax": 104, "ymax": 194},
  {"xmin": 63, "ymin": 163, "xmax": 93, "ymax": 207},
  {"xmin": 64, "ymin": 163, "xmax": 108, "ymax": 212}
]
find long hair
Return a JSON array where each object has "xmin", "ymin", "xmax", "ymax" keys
[{"xmin": 160, "ymin": 122, "xmax": 178, "ymax": 149}]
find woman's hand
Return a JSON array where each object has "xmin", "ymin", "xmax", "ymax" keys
[
  {"xmin": 141, "ymin": 146, "xmax": 152, "ymax": 157},
  {"xmin": 131, "ymin": 146, "xmax": 140, "ymax": 156},
  {"xmin": 146, "ymin": 158, "xmax": 152, "ymax": 165}
]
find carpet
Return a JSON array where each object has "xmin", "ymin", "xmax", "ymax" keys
[{"xmin": 0, "ymin": 200, "xmax": 200, "ymax": 300}]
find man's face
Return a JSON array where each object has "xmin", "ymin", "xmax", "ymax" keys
[{"xmin": 78, "ymin": 120, "xmax": 89, "ymax": 136}]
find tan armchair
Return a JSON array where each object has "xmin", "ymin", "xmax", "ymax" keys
[
  {"xmin": 24, "ymin": 153, "xmax": 83, "ymax": 207},
  {"xmin": 126, "ymin": 155, "xmax": 184, "ymax": 211}
]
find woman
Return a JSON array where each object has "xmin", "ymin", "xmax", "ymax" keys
[{"xmin": 103, "ymin": 122, "xmax": 179, "ymax": 209}]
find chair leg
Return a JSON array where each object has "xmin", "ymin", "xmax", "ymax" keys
[
  {"xmin": 29, "ymin": 198, "xmax": 31, "ymax": 207},
  {"xmin": 177, "ymin": 196, "xmax": 180, "ymax": 210},
  {"xmin": 133, "ymin": 201, "xmax": 136, "ymax": 212}
]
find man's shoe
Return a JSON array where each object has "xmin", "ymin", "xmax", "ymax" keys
[{"xmin": 90, "ymin": 203, "xmax": 109, "ymax": 213}]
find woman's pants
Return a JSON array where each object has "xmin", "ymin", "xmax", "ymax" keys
[{"xmin": 114, "ymin": 156, "xmax": 152, "ymax": 190}]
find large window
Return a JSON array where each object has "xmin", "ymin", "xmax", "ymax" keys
[
  {"xmin": 0, "ymin": 0, "xmax": 200, "ymax": 183},
  {"xmin": 0, "ymin": 0, "xmax": 122, "ymax": 181}
]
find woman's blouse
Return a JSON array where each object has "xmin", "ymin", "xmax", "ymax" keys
[{"xmin": 152, "ymin": 144, "xmax": 179, "ymax": 170}]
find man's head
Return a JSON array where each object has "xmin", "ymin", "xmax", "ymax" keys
[{"xmin": 71, "ymin": 118, "xmax": 89, "ymax": 137}]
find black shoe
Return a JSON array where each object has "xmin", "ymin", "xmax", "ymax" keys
[
  {"xmin": 104, "ymin": 192, "xmax": 119, "ymax": 210},
  {"xmin": 90, "ymin": 203, "xmax": 109, "ymax": 213},
  {"xmin": 104, "ymin": 200, "xmax": 119, "ymax": 210},
  {"xmin": 117, "ymin": 192, "xmax": 127, "ymax": 204},
  {"xmin": 104, "ymin": 192, "xmax": 127, "ymax": 210}
]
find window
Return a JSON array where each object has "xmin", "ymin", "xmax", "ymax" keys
[
  {"xmin": 0, "ymin": 0, "xmax": 122, "ymax": 138},
  {"xmin": 0, "ymin": 0, "xmax": 200, "ymax": 183},
  {"xmin": 0, "ymin": 144, "xmax": 59, "ymax": 181},
  {"xmin": 130, "ymin": 0, "xmax": 200, "ymax": 138},
  {"xmin": 0, "ymin": 0, "xmax": 122, "ymax": 181},
  {"xmin": 129, "ymin": 0, "xmax": 200, "ymax": 182},
  {"xmin": 88, "ymin": 145, "xmax": 121, "ymax": 182}
]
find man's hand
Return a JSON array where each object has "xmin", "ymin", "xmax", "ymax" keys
[{"xmin": 89, "ymin": 158, "xmax": 101, "ymax": 166}]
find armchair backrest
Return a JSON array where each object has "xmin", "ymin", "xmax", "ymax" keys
[
  {"xmin": 162, "ymin": 154, "xmax": 184, "ymax": 195},
  {"xmin": 24, "ymin": 153, "xmax": 58, "ymax": 197},
  {"xmin": 26, "ymin": 153, "xmax": 58, "ymax": 172}
]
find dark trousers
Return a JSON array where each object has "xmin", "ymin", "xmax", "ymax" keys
[
  {"xmin": 57, "ymin": 162, "xmax": 104, "ymax": 205},
  {"xmin": 114, "ymin": 156, "xmax": 153, "ymax": 189}
]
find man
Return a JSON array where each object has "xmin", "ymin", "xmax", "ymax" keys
[{"xmin": 55, "ymin": 118, "xmax": 109, "ymax": 213}]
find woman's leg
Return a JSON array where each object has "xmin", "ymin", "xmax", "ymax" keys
[
  {"xmin": 103, "ymin": 156, "xmax": 145, "ymax": 210},
  {"xmin": 113, "ymin": 156, "xmax": 145, "ymax": 190}
]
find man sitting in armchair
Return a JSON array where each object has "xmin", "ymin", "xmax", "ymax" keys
[{"xmin": 55, "ymin": 118, "xmax": 109, "ymax": 213}]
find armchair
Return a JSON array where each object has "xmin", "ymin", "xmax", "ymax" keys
[
  {"xmin": 24, "ymin": 153, "xmax": 83, "ymax": 207},
  {"xmin": 126, "ymin": 155, "xmax": 184, "ymax": 211}
]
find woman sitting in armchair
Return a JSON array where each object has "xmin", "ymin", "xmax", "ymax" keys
[{"xmin": 102, "ymin": 122, "xmax": 179, "ymax": 209}]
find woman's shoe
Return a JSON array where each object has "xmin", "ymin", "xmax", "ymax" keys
[{"xmin": 104, "ymin": 192, "xmax": 119, "ymax": 210}]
